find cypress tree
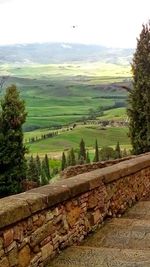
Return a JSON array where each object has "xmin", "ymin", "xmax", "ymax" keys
[
  {"xmin": 41, "ymin": 161, "xmax": 49, "ymax": 185},
  {"xmin": 27, "ymin": 156, "xmax": 40, "ymax": 184},
  {"xmin": 0, "ymin": 85, "xmax": 27, "ymax": 196},
  {"xmin": 127, "ymin": 23, "xmax": 150, "ymax": 154},
  {"xmin": 115, "ymin": 141, "xmax": 121, "ymax": 159},
  {"xmin": 122, "ymin": 148, "xmax": 128, "ymax": 157},
  {"xmin": 93, "ymin": 139, "xmax": 99, "ymax": 162},
  {"xmin": 86, "ymin": 151, "xmax": 91, "ymax": 163},
  {"xmin": 35, "ymin": 154, "xmax": 42, "ymax": 181},
  {"xmin": 79, "ymin": 138, "xmax": 86, "ymax": 162},
  {"xmin": 67, "ymin": 151, "xmax": 72, "ymax": 166},
  {"xmin": 61, "ymin": 152, "xmax": 67, "ymax": 171},
  {"xmin": 41, "ymin": 154, "xmax": 51, "ymax": 181},
  {"xmin": 70, "ymin": 148, "xmax": 76, "ymax": 166},
  {"xmin": 44, "ymin": 154, "xmax": 51, "ymax": 180}
]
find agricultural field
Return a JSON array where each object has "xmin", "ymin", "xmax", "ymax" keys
[
  {"xmin": 0, "ymin": 62, "xmax": 131, "ymax": 131},
  {"xmin": 100, "ymin": 107, "xmax": 127, "ymax": 121},
  {"xmin": 25, "ymin": 125, "xmax": 130, "ymax": 157},
  {"xmin": 0, "ymin": 60, "xmax": 132, "ymax": 158}
]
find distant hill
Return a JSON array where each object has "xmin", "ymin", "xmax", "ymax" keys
[{"xmin": 0, "ymin": 42, "xmax": 134, "ymax": 65}]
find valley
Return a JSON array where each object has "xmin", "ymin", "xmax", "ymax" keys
[{"xmin": 0, "ymin": 42, "xmax": 132, "ymax": 160}]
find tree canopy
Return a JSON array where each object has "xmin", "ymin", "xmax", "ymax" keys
[
  {"xmin": 0, "ymin": 85, "xmax": 27, "ymax": 196},
  {"xmin": 127, "ymin": 23, "xmax": 150, "ymax": 154}
]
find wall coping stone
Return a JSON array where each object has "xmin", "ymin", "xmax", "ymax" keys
[{"xmin": 1, "ymin": 153, "xmax": 150, "ymax": 229}]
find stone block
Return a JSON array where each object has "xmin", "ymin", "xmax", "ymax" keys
[
  {"xmin": 0, "ymin": 197, "xmax": 31, "ymax": 229},
  {"xmin": 5, "ymin": 241, "xmax": 17, "ymax": 253},
  {"xmin": 56, "ymin": 178, "xmax": 90, "ymax": 198},
  {"xmin": 18, "ymin": 245, "xmax": 31, "ymax": 267},
  {"xmin": 14, "ymin": 225, "xmax": 23, "ymax": 242},
  {"xmin": 88, "ymin": 194, "xmax": 99, "ymax": 209},
  {"xmin": 88, "ymin": 209, "xmax": 101, "ymax": 226},
  {"xmin": 41, "ymin": 243, "xmax": 53, "ymax": 261},
  {"xmin": 66, "ymin": 205, "xmax": 81, "ymax": 228},
  {"xmin": 30, "ymin": 221, "xmax": 54, "ymax": 247},
  {"xmin": 15, "ymin": 192, "xmax": 47, "ymax": 214},
  {"xmin": 8, "ymin": 246, "xmax": 18, "ymax": 267},
  {"xmin": 3, "ymin": 229, "xmax": 14, "ymax": 248},
  {"xmin": 28, "ymin": 185, "xmax": 70, "ymax": 208}
]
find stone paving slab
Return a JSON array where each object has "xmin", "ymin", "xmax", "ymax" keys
[
  {"xmin": 49, "ymin": 246, "xmax": 150, "ymax": 267},
  {"xmin": 124, "ymin": 201, "xmax": 150, "ymax": 219},
  {"xmin": 82, "ymin": 218, "xmax": 150, "ymax": 249}
]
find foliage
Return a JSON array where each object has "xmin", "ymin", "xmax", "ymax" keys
[
  {"xmin": 26, "ymin": 154, "xmax": 52, "ymax": 186},
  {"xmin": 35, "ymin": 154, "xmax": 42, "ymax": 179},
  {"xmin": 127, "ymin": 23, "xmax": 150, "ymax": 154},
  {"xmin": 93, "ymin": 139, "xmax": 99, "ymax": 162},
  {"xmin": 43, "ymin": 154, "xmax": 51, "ymax": 180},
  {"xmin": 86, "ymin": 151, "xmax": 91, "ymax": 163},
  {"xmin": 115, "ymin": 141, "xmax": 121, "ymax": 159},
  {"xmin": 27, "ymin": 156, "xmax": 40, "ymax": 184},
  {"xmin": 100, "ymin": 146, "xmax": 115, "ymax": 161},
  {"xmin": 41, "ymin": 161, "xmax": 49, "ymax": 185},
  {"xmin": 0, "ymin": 85, "xmax": 27, "ymax": 197},
  {"xmin": 79, "ymin": 138, "xmax": 86, "ymax": 163},
  {"xmin": 61, "ymin": 152, "xmax": 67, "ymax": 171},
  {"xmin": 69, "ymin": 148, "xmax": 76, "ymax": 166}
]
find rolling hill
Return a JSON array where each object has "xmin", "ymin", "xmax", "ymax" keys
[
  {"xmin": 0, "ymin": 42, "xmax": 134, "ymax": 65},
  {"xmin": 0, "ymin": 42, "xmax": 132, "ymax": 133}
]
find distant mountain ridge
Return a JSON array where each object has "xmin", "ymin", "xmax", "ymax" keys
[{"xmin": 0, "ymin": 42, "xmax": 134, "ymax": 65}]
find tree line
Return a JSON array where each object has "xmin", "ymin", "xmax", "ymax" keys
[
  {"xmin": 26, "ymin": 131, "xmax": 58, "ymax": 144},
  {"xmin": 61, "ymin": 138, "xmax": 128, "ymax": 171},
  {"xmin": 27, "ymin": 154, "xmax": 51, "ymax": 186}
]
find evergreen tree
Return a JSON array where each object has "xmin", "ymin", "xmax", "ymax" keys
[
  {"xmin": 67, "ymin": 151, "xmax": 72, "ymax": 166},
  {"xmin": 122, "ymin": 148, "xmax": 128, "ymax": 157},
  {"xmin": 100, "ymin": 146, "xmax": 115, "ymax": 161},
  {"xmin": 127, "ymin": 23, "xmax": 150, "ymax": 154},
  {"xmin": 69, "ymin": 148, "xmax": 76, "ymax": 166},
  {"xmin": 61, "ymin": 152, "xmax": 67, "ymax": 171},
  {"xmin": 86, "ymin": 151, "xmax": 91, "ymax": 163},
  {"xmin": 78, "ymin": 156, "xmax": 85, "ymax": 165},
  {"xmin": 0, "ymin": 85, "xmax": 27, "ymax": 196},
  {"xmin": 27, "ymin": 156, "xmax": 40, "ymax": 184},
  {"xmin": 115, "ymin": 141, "xmax": 121, "ymax": 159},
  {"xmin": 41, "ymin": 160, "xmax": 49, "ymax": 185},
  {"xmin": 35, "ymin": 154, "xmax": 42, "ymax": 180},
  {"xmin": 44, "ymin": 154, "xmax": 51, "ymax": 180},
  {"xmin": 79, "ymin": 138, "xmax": 86, "ymax": 162},
  {"xmin": 93, "ymin": 139, "xmax": 99, "ymax": 162}
]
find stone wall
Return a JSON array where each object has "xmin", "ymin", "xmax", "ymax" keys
[
  {"xmin": 1, "ymin": 154, "xmax": 150, "ymax": 267},
  {"xmin": 61, "ymin": 155, "xmax": 139, "ymax": 179}
]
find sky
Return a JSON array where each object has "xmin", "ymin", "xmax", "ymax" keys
[{"xmin": 0, "ymin": 0, "xmax": 150, "ymax": 48}]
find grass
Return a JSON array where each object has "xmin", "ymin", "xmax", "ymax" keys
[
  {"xmin": 0, "ymin": 62, "xmax": 131, "ymax": 130},
  {"xmin": 26, "ymin": 126, "xmax": 130, "ymax": 155},
  {"xmin": 1, "ymin": 62, "xmax": 132, "ymax": 157},
  {"xmin": 100, "ymin": 107, "xmax": 127, "ymax": 121}
]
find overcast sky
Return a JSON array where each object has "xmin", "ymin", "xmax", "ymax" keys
[{"xmin": 0, "ymin": 0, "xmax": 149, "ymax": 48}]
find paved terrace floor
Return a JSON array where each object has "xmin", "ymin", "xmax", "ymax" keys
[{"xmin": 48, "ymin": 199, "xmax": 150, "ymax": 267}]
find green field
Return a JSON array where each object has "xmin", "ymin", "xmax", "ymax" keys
[
  {"xmin": 25, "ymin": 126, "xmax": 130, "ymax": 156},
  {"xmin": 0, "ymin": 62, "xmax": 131, "ymax": 130},
  {"xmin": 0, "ymin": 62, "xmax": 132, "ymax": 156},
  {"xmin": 100, "ymin": 107, "xmax": 127, "ymax": 121}
]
